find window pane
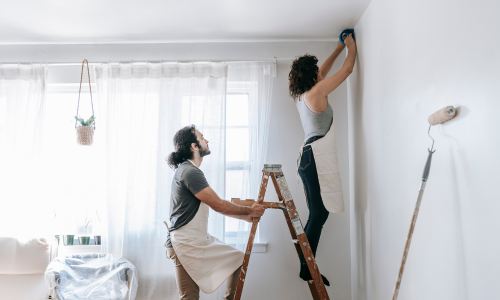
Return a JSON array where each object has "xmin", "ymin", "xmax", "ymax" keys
[
  {"xmin": 225, "ymin": 169, "xmax": 243, "ymax": 241},
  {"xmin": 227, "ymin": 94, "xmax": 248, "ymax": 126},
  {"xmin": 225, "ymin": 170, "xmax": 244, "ymax": 201},
  {"xmin": 225, "ymin": 169, "xmax": 252, "ymax": 245},
  {"xmin": 225, "ymin": 92, "xmax": 252, "ymax": 245},
  {"xmin": 226, "ymin": 128, "xmax": 249, "ymax": 162}
]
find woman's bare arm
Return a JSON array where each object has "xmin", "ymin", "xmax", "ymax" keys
[
  {"xmin": 319, "ymin": 41, "xmax": 345, "ymax": 79},
  {"xmin": 308, "ymin": 34, "xmax": 356, "ymax": 107}
]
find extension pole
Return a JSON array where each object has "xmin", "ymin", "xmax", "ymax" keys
[{"xmin": 392, "ymin": 149, "xmax": 434, "ymax": 300}]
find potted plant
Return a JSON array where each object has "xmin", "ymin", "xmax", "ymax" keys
[
  {"xmin": 63, "ymin": 234, "xmax": 75, "ymax": 246},
  {"xmin": 75, "ymin": 115, "xmax": 96, "ymax": 146},
  {"xmin": 94, "ymin": 211, "xmax": 101, "ymax": 245},
  {"xmin": 62, "ymin": 218, "xmax": 76, "ymax": 246},
  {"xmin": 78, "ymin": 215, "xmax": 91, "ymax": 245}
]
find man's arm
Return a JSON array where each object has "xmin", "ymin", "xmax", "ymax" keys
[
  {"xmin": 195, "ymin": 186, "xmax": 266, "ymax": 218},
  {"xmin": 223, "ymin": 214, "xmax": 253, "ymax": 223},
  {"xmin": 222, "ymin": 197, "xmax": 265, "ymax": 222}
]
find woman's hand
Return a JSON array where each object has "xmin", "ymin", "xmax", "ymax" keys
[
  {"xmin": 336, "ymin": 40, "xmax": 346, "ymax": 51},
  {"xmin": 344, "ymin": 34, "xmax": 356, "ymax": 50}
]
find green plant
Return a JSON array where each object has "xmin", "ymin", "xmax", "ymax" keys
[
  {"xmin": 84, "ymin": 214, "xmax": 91, "ymax": 236},
  {"xmin": 75, "ymin": 115, "xmax": 95, "ymax": 127}
]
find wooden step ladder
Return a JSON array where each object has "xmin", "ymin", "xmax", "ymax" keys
[{"xmin": 231, "ymin": 164, "xmax": 330, "ymax": 300}]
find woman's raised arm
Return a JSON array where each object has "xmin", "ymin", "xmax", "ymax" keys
[
  {"xmin": 310, "ymin": 34, "xmax": 356, "ymax": 99},
  {"xmin": 319, "ymin": 40, "xmax": 345, "ymax": 79}
]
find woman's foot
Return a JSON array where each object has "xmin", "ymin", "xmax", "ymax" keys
[{"xmin": 299, "ymin": 263, "xmax": 330, "ymax": 286}]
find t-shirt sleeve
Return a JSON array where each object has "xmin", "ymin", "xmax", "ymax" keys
[{"xmin": 181, "ymin": 166, "xmax": 210, "ymax": 195}]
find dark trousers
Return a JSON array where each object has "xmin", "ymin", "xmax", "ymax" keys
[{"xmin": 297, "ymin": 135, "xmax": 329, "ymax": 265}]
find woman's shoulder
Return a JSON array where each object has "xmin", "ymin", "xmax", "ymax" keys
[{"xmin": 303, "ymin": 90, "xmax": 328, "ymax": 114}]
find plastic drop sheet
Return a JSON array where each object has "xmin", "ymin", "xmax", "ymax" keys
[{"xmin": 45, "ymin": 253, "xmax": 138, "ymax": 300}]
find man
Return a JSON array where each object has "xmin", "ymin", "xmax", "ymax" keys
[{"xmin": 165, "ymin": 125, "xmax": 266, "ymax": 300}]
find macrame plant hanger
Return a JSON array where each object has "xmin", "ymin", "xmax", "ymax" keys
[{"xmin": 75, "ymin": 59, "xmax": 96, "ymax": 146}]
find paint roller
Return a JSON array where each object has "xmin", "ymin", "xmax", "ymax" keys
[
  {"xmin": 339, "ymin": 29, "xmax": 355, "ymax": 45},
  {"xmin": 392, "ymin": 106, "xmax": 457, "ymax": 300}
]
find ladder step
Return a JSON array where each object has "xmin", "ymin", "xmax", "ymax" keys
[{"xmin": 263, "ymin": 164, "xmax": 283, "ymax": 172}]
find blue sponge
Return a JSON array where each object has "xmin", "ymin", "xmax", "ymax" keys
[{"xmin": 339, "ymin": 29, "xmax": 355, "ymax": 45}]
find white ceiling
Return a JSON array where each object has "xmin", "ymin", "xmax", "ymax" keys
[{"xmin": 0, "ymin": 0, "xmax": 371, "ymax": 44}]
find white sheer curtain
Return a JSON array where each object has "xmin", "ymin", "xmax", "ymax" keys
[
  {"xmin": 95, "ymin": 62, "xmax": 227, "ymax": 300},
  {"xmin": 226, "ymin": 62, "xmax": 275, "ymax": 250},
  {"xmin": 0, "ymin": 64, "xmax": 47, "ymax": 237}
]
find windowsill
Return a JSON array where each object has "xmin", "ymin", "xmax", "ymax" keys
[
  {"xmin": 57, "ymin": 244, "xmax": 102, "ymax": 258},
  {"xmin": 56, "ymin": 242, "xmax": 267, "ymax": 256}
]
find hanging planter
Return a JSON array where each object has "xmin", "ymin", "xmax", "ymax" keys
[
  {"xmin": 75, "ymin": 116, "xmax": 95, "ymax": 145},
  {"xmin": 75, "ymin": 59, "xmax": 96, "ymax": 146}
]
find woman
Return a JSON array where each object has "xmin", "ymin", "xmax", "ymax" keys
[{"xmin": 289, "ymin": 34, "xmax": 356, "ymax": 285}]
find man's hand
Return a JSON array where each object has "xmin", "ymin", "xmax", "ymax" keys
[
  {"xmin": 243, "ymin": 215, "xmax": 254, "ymax": 223},
  {"xmin": 250, "ymin": 197, "xmax": 266, "ymax": 218}
]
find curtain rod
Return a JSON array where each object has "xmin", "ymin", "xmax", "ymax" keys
[{"xmin": 0, "ymin": 58, "xmax": 293, "ymax": 67}]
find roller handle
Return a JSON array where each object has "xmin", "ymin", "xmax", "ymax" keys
[{"xmin": 422, "ymin": 149, "xmax": 435, "ymax": 181}]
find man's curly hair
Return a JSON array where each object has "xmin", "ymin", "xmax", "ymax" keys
[
  {"xmin": 288, "ymin": 54, "xmax": 319, "ymax": 101},
  {"xmin": 166, "ymin": 125, "xmax": 201, "ymax": 169}
]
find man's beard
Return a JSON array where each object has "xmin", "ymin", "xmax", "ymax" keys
[{"xmin": 199, "ymin": 146, "xmax": 211, "ymax": 157}]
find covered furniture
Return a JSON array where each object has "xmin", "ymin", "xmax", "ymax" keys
[
  {"xmin": 0, "ymin": 237, "xmax": 58, "ymax": 300},
  {"xmin": 45, "ymin": 253, "xmax": 138, "ymax": 300}
]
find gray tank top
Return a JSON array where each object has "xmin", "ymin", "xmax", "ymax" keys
[{"xmin": 296, "ymin": 93, "xmax": 333, "ymax": 143}]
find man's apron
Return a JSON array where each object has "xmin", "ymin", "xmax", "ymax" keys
[
  {"xmin": 170, "ymin": 201, "xmax": 244, "ymax": 294},
  {"xmin": 297, "ymin": 121, "xmax": 344, "ymax": 213}
]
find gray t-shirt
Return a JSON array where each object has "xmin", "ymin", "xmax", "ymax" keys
[
  {"xmin": 165, "ymin": 160, "xmax": 210, "ymax": 248},
  {"xmin": 296, "ymin": 93, "xmax": 333, "ymax": 143}
]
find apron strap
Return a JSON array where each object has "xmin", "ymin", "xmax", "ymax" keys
[
  {"xmin": 163, "ymin": 221, "xmax": 170, "ymax": 248},
  {"xmin": 163, "ymin": 221, "xmax": 170, "ymax": 233},
  {"xmin": 297, "ymin": 142, "xmax": 312, "ymax": 210},
  {"xmin": 297, "ymin": 142, "xmax": 312, "ymax": 184}
]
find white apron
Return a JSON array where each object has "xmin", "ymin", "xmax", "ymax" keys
[
  {"xmin": 298, "ymin": 121, "xmax": 344, "ymax": 213},
  {"xmin": 170, "ymin": 202, "xmax": 244, "ymax": 294}
]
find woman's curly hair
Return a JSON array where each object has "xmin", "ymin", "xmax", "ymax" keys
[
  {"xmin": 167, "ymin": 125, "xmax": 201, "ymax": 169},
  {"xmin": 288, "ymin": 54, "xmax": 319, "ymax": 101}
]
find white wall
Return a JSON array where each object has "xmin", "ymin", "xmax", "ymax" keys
[
  {"xmin": 0, "ymin": 41, "xmax": 351, "ymax": 300},
  {"xmin": 347, "ymin": 1, "xmax": 500, "ymax": 300}
]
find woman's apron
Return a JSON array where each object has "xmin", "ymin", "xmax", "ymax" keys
[
  {"xmin": 297, "ymin": 121, "xmax": 344, "ymax": 213},
  {"xmin": 170, "ymin": 202, "xmax": 244, "ymax": 294}
]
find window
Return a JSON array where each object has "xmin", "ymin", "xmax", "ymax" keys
[
  {"xmin": 41, "ymin": 84, "xmax": 106, "ymax": 236},
  {"xmin": 224, "ymin": 91, "xmax": 253, "ymax": 245},
  {"xmin": 42, "ymin": 82, "xmax": 256, "ymax": 241}
]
